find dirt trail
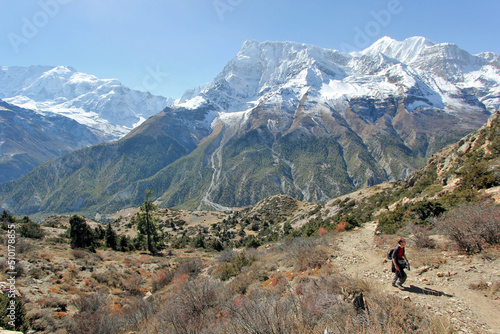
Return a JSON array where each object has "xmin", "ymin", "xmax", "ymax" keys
[{"xmin": 334, "ymin": 222, "xmax": 500, "ymax": 334}]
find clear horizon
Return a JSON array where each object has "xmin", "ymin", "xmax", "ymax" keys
[{"xmin": 1, "ymin": 0, "xmax": 499, "ymax": 99}]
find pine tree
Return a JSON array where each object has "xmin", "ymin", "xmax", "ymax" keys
[
  {"xmin": 118, "ymin": 235, "xmax": 134, "ymax": 252},
  {"xmin": 1, "ymin": 210, "xmax": 15, "ymax": 224},
  {"xmin": 136, "ymin": 190, "xmax": 159, "ymax": 253},
  {"xmin": 134, "ymin": 233, "xmax": 146, "ymax": 250},
  {"xmin": 69, "ymin": 215, "xmax": 96, "ymax": 251},
  {"xmin": 94, "ymin": 225, "xmax": 106, "ymax": 240},
  {"xmin": 105, "ymin": 223, "xmax": 118, "ymax": 250}
]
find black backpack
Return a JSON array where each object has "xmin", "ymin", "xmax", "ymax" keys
[{"xmin": 387, "ymin": 247, "xmax": 397, "ymax": 260}]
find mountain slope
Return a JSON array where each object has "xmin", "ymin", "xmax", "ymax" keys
[
  {"xmin": 0, "ymin": 65, "xmax": 173, "ymax": 139},
  {"xmin": 1, "ymin": 37, "xmax": 499, "ymax": 216},
  {"xmin": 0, "ymin": 107, "xmax": 203, "ymax": 215},
  {"xmin": 0, "ymin": 100, "xmax": 105, "ymax": 182}
]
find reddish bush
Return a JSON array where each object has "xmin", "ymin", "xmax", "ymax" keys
[
  {"xmin": 151, "ymin": 269, "xmax": 174, "ymax": 292},
  {"xmin": 336, "ymin": 221, "xmax": 348, "ymax": 232}
]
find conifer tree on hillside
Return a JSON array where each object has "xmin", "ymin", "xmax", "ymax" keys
[
  {"xmin": 69, "ymin": 215, "xmax": 96, "ymax": 251},
  {"xmin": 105, "ymin": 222, "xmax": 118, "ymax": 250},
  {"xmin": 136, "ymin": 190, "xmax": 159, "ymax": 253},
  {"xmin": 1, "ymin": 210, "xmax": 15, "ymax": 224}
]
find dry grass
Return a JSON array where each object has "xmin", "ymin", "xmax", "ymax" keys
[
  {"xmin": 410, "ymin": 248, "xmax": 447, "ymax": 268},
  {"xmin": 469, "ymin": 280, "xmax": 500, "ymax": 299},
  {"xmin": 1, "ymin": 213, "xmax": 457, "ymax": 334}
]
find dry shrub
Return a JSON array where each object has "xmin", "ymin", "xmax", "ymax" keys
[
  {"xmin": 491, "ymin": 281, "xmax": 500, "ymax": 297},
  {"xmin": 120, "ymin": 274, "xmax": 145, "ymax": 296},
  {"xmin": 225, "ymin": 289, "xmax": 303, "ymax": 334},
  {"xmin": 469, "ymin": 280, "xmax": 489, "ymax": 291},
  {"xmin": 480, "ymin": 245, "xmax": 500, "ymax": 260},
  {"xmin": 437, "ymin": 202, "xmax": 500, "ymax": 253},
  {"xmin": 151, "ymin": 269, "xmax": 174, "ymax": 292},
  {"xmin": 157, "ymin": 279, "xmax": 226, "ymax": 334},
  {"xmin": 216, "ymin": 249, "xmax": 237, "ymax": 263},
  {"xmin": 91, "ymin": 266, "xmax": 124, "ymax": 288},
  {"xmin": 67, "ymin": 293, "xmax": 125, "ymax": 334},
  {"xmin": 40, "ymin": 253, "xmax": 52, "ymax": 261},
  {"xmin": 228, "ymin": 268, "xmax": 256, "ymax": 295},
  {"xmin": 348, "ymin": 291, "xmax": 451, "ymax": 334},
  {"xmin": 72, "ymin": 293, "xmax": 109, "ymax": 314},
  {"xmin": 148, "ymin": 270, "xmax": 450, "ymax": 334},
  {"xmin": 39, "ymin": 296, "xmax": 68, "ymax": 312},
  {"xmin": 121, "ymin": 296, "xmax": 157, "ymax": 327},
  {"xmin": 407, "ymin": 224, "xmax": 436, "ymax": 249},
  {"xmin": 95, "ymin": 251, "xmax": 107, "ymax": 261},
  {"xmin": 175, "ymin": 257, "xmax": 203, "ymax": 278},
  {"xmin": 0, "ymin": 258, "xmax": 7, "ymax": 272},
  {"xmin": 470, "ymin": 280, "xmax": 500, "ymax": 298},
  {"xmin": 5, "ymin": 236, "xmax": 31, "ymax": 254},
  {"xmin": 66, "ymin": 310, "xmax": 123, "ymax": 334},
  {"xmin": 54, "ymin": 312, "xmax": 67, "ymax": 319},
  {"xmin": 229, "ymin": 263, "xmax": 273, "ymax": 295},
  {"xmin": 295, "ymin": 246, "xmax": 330, "ymax": 272},
  {"xmin": 294, "ymin": 275, "xmax": 450, "ymax": 333},
  {"xmin": 279, "ymin": 237, "xmax": 331, "ymax": 271},
  {"xmin": 214, "ymin": 252, "xmax": 256, "ymax": 281},
  {"xmin": 27, "ymin": 309, "xmax": 58, "ymax": 333},
  {"xmin": 72, "ymin": 249, "xmax": 88, "ymax": 259}
]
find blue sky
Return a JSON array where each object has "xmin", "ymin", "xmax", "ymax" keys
[{"xmin": 1, "ymin": 0, "xmax": 499, "ymax": 98}]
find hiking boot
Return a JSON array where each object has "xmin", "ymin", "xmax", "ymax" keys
[{"xmin": 396, "ymin": 284, "xmax": 405, "ymax": 289}]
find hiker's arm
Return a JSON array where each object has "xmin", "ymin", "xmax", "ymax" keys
[{"xmin": 392, "ymin": 257, "xmax": 400, "ymax": 270}]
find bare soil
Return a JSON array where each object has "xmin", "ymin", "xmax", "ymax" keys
[{"xmin": 334, "ymin": 221, "xmax": 500, "ymax": 333}]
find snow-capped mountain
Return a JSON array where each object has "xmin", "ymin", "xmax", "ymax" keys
[
  {"xmin": 0, "ymin": 65, "xmax": 174, "ymax": 139},
  {"xmin": 181, "ymin": 36, "xmax": 499, "ymax": 122},
  {"xmin": 1, "ymin": 36, "xmax": 499, "ymax": 216}
]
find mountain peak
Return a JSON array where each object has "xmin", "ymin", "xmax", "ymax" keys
[
  {"xmin": 237, "ymin": 40, "xmax": 338, "ymax": 61},
  {"xmin": 187, "ymin": 36, "xmax": 500, "ymax": 117},
  {"xmin": 0, "ymin": 66, "xmax": 172, "ymax": 139},
  {"xmin": 361, "ymin": 36, "xmax": 436, "ymax": 63}
]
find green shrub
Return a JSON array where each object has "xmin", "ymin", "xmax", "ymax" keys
[
  {"xmin": 19, "ymin": 217, "xmax": 44, "ymax": 239},
  {"xmin": 0, "ymin": 293, "xmax": 29, "ymax": 333},
  {"xmin": 216, "ymin": 252, "xmax": 255, "ymax": 281}
]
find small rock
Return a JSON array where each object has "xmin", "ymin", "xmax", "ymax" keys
[
  {"xmin": 437, "ymin": 272, "xmax": 445, "ymax": 277},
  {"xmin": 403, "ymin": 296, "xmax": 411, "ymax": 301},
  {"xmin": 418, "ymin": 266, "xmax": 431, "ymax": 275}
]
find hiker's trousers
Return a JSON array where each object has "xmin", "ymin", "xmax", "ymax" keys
[{"xmin": 392, "ymin": 268, "xmax": 407, "ymax": 285}]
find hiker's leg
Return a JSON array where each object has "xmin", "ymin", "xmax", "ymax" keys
[
  {"xmin": 399, "ymin": 269, "xmax": 407, "ymax": 285},
  {"xmin": 392, "ymin": 272, "xmax": 398, "ymax": 285}
]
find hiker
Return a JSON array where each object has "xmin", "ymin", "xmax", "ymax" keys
[{"xmin": 391, "ymin": 237, "xmax": 409, "ymax": 288}]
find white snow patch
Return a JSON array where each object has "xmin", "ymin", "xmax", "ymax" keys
[{"xmin": 176, "ymin": 96, "xmax": 206, "ymax": 109}]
